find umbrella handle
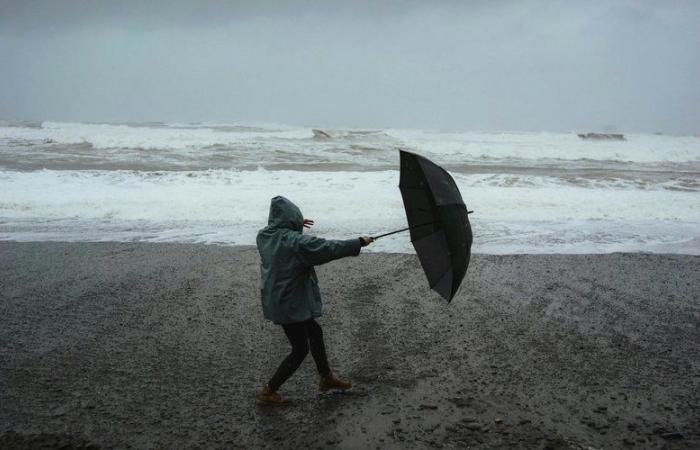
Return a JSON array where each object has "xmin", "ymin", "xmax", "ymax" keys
[
  {"xmin": 372, "ymin": 226, "xmax": 411, "ymax": 240},
  {"xmin": 372, "ymin": 211, "xmax": 473, "ymax": 240},
  {"xmin": 372, "ymin": 221, "xmax": 434, "ymax": 240}
]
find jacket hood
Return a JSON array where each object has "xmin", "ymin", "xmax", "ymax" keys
[{"xmin": 266, "ymin": 196, "xmax": 304, "ymax": 232}]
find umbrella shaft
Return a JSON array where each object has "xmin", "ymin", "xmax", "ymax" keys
[{"xmin": 373, "ymin": 221, "xmax": 435, "ymax": 240}]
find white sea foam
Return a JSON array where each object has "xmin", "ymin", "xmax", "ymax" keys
[
  {"xmin": 386, "ymin": 129, "xmax": 700, "ymax": 164},
  {"xmin": 1, "ymin": 121, "xmax": 698, "ymax": 253},
  {"xmin": 0, "ymin": 122, "xmax": 698, "ymax": 166},
  {"xmin": 1, "ymin": 169, "xmax": 698, "ymax": 253},
  {"xmin": 0, "ymin": 121, "xmax": 313, "ymax": 150}
]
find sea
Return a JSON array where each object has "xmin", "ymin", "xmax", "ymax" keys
[{"xmin": 1, "ymin": 120, "xmax": 698, "ymax": 254}]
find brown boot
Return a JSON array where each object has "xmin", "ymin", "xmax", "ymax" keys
[
  {"xmin": 257, "ymin": 384, "xmax": 289, "ymax": 406},
  {"xmin": 319, "ymin": 373, "xmax": 352, "ymax": 392}
]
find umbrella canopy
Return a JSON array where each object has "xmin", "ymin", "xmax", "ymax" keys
[{"xmin": 398, "ymin": 149, "xmax": 473, "ymax": 301}]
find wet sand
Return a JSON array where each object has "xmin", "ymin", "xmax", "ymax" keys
[{"xmin": 0, "ymin": 242, "xmax": 698, "ymax": 449}]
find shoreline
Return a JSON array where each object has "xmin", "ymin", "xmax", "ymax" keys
[
  {"xmin": 1, "ymin": 241, "xmax": 699, "ymax": 449},
  {"xmin": 2, "ymin": 239, "xmax": 700, "ymax": 257}
]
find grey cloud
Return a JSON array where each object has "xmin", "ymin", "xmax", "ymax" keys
[{"xmin": 1, "ymin": 0, "xmax": 699, "ymax": 134}]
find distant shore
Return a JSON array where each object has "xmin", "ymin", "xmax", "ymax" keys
[{"xmin": 1, "ymin": 242, "xmax": 698, "ymax": 449}]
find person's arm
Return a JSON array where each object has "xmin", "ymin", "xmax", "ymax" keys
[{"xmin": 295, "ymin": 234, "xmax": 371, "ymax": 266}]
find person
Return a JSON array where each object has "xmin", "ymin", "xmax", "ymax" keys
[{"xmin": 256, "ymin": 196, "xmax": 373, "ymax": 405}]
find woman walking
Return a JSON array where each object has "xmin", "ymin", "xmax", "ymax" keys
[{"xmin": 256, "ymin": 196, "xmax": 373, "ymax": 405}]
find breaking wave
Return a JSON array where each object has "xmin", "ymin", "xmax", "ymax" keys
[{"xmin": 1, "ymin": 121, "xmax": 698, "ymax": 253}]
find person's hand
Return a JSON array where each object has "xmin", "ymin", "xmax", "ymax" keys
[
  {"xmin": 360, "ymin": 236, "xmax": 374, "ymax": 246},
  {"xmin": 303, "ymin": 219, "xmax": 314, "ymax": 229}
]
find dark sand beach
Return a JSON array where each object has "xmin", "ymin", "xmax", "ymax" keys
[{"xmin": 1, "ymin": 242, "xmax": 698, "ymax": 449}]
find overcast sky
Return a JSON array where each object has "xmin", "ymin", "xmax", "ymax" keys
[{"xmin": 1, "ymin": 0, "xmax": 698, "ymax": 133}]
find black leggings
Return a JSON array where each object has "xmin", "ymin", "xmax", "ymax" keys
[{"xmin": 268, "ymin": 318, "xmax": 330, "ymax": 391}]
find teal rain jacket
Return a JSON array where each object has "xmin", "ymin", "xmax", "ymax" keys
[{"xmin": 256, "ymin": 196, "xmax": 362, "ymax": 324}]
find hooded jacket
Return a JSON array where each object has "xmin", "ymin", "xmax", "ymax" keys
[{"xmin": 256, "ymin": 196, "xmax": 362, "ymax": 324}]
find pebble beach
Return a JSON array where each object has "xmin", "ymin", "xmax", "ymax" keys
[{"xmin": 1, "ymin": 242, "xmax": 698, "ymax": 449}]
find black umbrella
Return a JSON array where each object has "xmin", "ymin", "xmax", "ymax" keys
[{"xmin": 374, "ymin": 149, "xmax": 473, "ymax": 302}]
